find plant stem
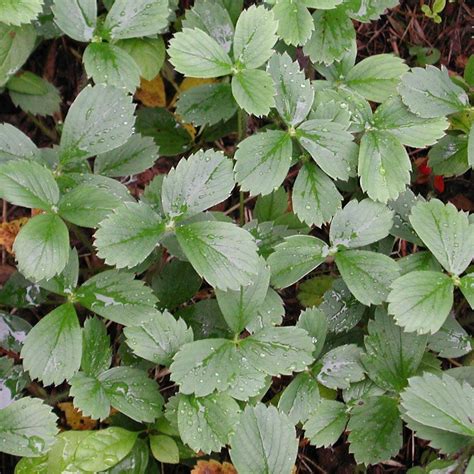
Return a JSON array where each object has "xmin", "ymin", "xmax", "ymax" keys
[{"xmin": 237, "ymin": 108, "xmax": 247, "ymax": 225}]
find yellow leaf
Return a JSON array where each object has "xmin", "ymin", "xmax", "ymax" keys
[
  {"xmin": 136, "ymin": 75, "xmax": 167, "ymax": 108},
  {"xmin": 191, "ymin": 460, "xmax": 238, "ymax": 474},
  {"xmin": 57, "ymin": 402, "xmax": 97, "ymax": 430},
  {"xmin": 0, "ymin": 217, "xmax": 29, "ymax": 255}
]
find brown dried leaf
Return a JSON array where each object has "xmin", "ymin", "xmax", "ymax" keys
[
  {"xmin": 191, "ymin": 460, "xmax": 238, "ymax": 474},
  {"xmin": 0, "ymin": 217, "xmax": 29, "ymax": 254},
  {"xmin": 57, "ymin": 402, "xmax": 97, "ymax": 430},
  {"xmin": 136, "ymin": 75, "xmax": 167, "ymax": 108}
]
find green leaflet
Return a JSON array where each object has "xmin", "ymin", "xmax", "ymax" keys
[
  {"xmin": 0, "ymin": 123, "xmax": 38, "ymax": 163},
  {"xmin": 272, "ymin": 0, "xmax": 314, "ymax": 46},
  {"xmin": 0, "ymin": 0, "xmax": 44, "ymax": 26},
  {"xmin": 51, "ymin": 0, "xmax": 97, "ymax": 42}
]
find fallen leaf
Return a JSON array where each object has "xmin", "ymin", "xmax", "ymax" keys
[
  {"xmin": 0, "ymin": 218, "xmax": 29, "ymax": 254},
  {"xmin": 57, "ymin": 402, "xmax": 97, "ymax": 430},
  {"xmin": 191, "ymin": 460, "xmax": 238, "ymax": 474},
  {"xmin": 136, "ymin": 75, "xmax": 167, "ymax": 108}
]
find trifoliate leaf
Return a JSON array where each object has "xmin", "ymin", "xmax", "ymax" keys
[
  {"xmin": 234, "ymin": 130, "xmax": 292, "ymax": 196},
  {"xmin": 296, "ymin": 119, "xmax": 358, "ymax": 181},
  {"xmin": 13, "ymin": 214, "xmax": 70, "ymax": 282},
  {"xmin": 268, "ymin": 52, "xmax": 314, "ymax": 126},
  {"xmin": 81, "ymin": 317, "xmax": 112, "ymax": 377},
  {"xmin": 399, "ymin": 66, "xmax": 469, "ymax": 118},
  {"xmin": 303, "ymin": 8, "xmax": 356, "ymax": 65},
  {"xmin": 170, "ymin": 327, "xmax": 314, "ymax": 399},
  {"xmin": 0, "ymin": 123, "xmax": 38, "ymax": 163},
  {"xmin": 293, "ymin": 161, "xmax": 342, "ymax": 227},
  {"xmin": 229, "ymin": 404, "xmax": 298, "ymax": 474},
  {"xmin": 344, "ymin": 54, "xmax": 408, "ymax": 103},
  {"xmin": 358, "ymin": 129, "xmax": 411, "ymax": 203},
  {"xmin": 76, "ymin": 270, "xmax": 158, "ymax": 326},
  {"xmin": 74, "ymin": 427, "xmax": 138, "ymax": 472},
  {"xmin": 59, "ymin": 84, "xmax": 136, "ymax": 163},
  {"xmin": 348, "ymin": 396, "xmax": 402, "ymax": 465},
  {"xmin": 409, "ymin": 199, "xmax": 474, "ymax": 275},
  {"xmin": 168, "ymin": 28, "xmax": 233, "ymax": 78},
  {"xmin": 0, "ymin": 24, "xmax": 36, "ymax": 88},
  {"xmin": 124, "ymin": 310, "xmax": 193, "ymax": 366},
  {"xmin": 162, "ymin": 149, "xmax": 234, "ymax": 219},
  {"xmin": 428, "ymin": 316, "xmax": 472, "ymax": 358},
  {"xmin": 373, "ymin": 96, "xmax": 448, "ymax": 147},
  {"xmin": 177, "ymin": 393, "xmax": 241, "ymax": 454},
  {"xmin": 317, "ymin": 344, "xmax": 365, "ymax": 389},
  {"xmin": 387, "ymin": 271, "xmax": 454, "ymax": 334},
  {"xmin": 233, "ymin": 5, "xmax": 278, "ymax": 69},
  {"xmin": 231, "ymin": 68, "xmax": 275, "ymax": 117},
  {"xmin": 104, "ymin": 0, "xmax": 169, "ymax": 40},
  {"xmin": 176, "ymin": 82, "xmax": 237, "ymax": 127},
  {"xmin": 335, "ymin": 249, "xmax": 400, "ymax": 306},
  {"xmin": 278, "ymin": 372, "xmax": 320, "ymax": 424},
  {"xmin": 0, "ymin": 0, "xmax": 43, "ymax": 26},
  {"xmin": 0, "ymin": 159, "xmax": 59, "ymax": 211},
  {"xmin": 362, "ymin": 309, "xmax": 427, "ymax": 391},
  {"xmin": 83, "ymin": 43, "xmax": 141, "ymax": 93},
  {"xmin": 401, "ymin": 373, "xmax": 474, "ymax": 436},
  {"xmin": 273, "ymin": 0, "xmax": 313, "ymax": 46},
  {"xmin": 329, "ymin": 198, "xmax": 393, "ymax": 249},
  {"xmin": 51, "ymin": 0, "xmax": 97, "ymax": 42},
  {"xmin": 115, "ymin": 37, "xmax": 166, "ymax": 81},
  {"xmin": 304, "ymin": 400, "xmax": 348, "ymax": 448},
  {"xmin": 94, "ymin": 202, "xmax": 164, "ymax": 269},
  {"xmin": 21, "ymin": 303, "xmax": 82, "ymax": 386},
  {"xmin": 268, "ymin": 235, "xmax": 327, "ymax": 288},
  {"xmin": 175, "ymin": 221, "xmax": 259, "ymax": 291},
  {"xmin": 428, "ymin": 134, "xmax": 469, "ymax": 177},
  {"xmin": 0, "ymin": 397, "xmax": 58, "ymax": 457},
  {"xmin": 319, "ymin": 279, "xmax": 366, "ymax": 333}
]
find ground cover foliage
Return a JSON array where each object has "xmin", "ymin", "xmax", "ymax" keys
[{"xmin": 0, "ymin": 0, "xmax": 473, "ymax": 472}]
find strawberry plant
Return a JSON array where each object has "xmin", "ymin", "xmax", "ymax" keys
[{"xmin": 0, "ymin": 0, "xmax": 473, "ymax": 473}]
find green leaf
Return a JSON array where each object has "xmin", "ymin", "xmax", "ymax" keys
[
  {"xmin": 233, "ymin": 5, "xmax": 278, "ymax": 68},
  {"xmin": 216, "ymin": 258, "xmax": 270, "ymax": 334},
  {"xmin": 297, "ymin": 275, "xmax": 335, "ymax": 308},
  {"xmin": 398, "ymin": 251, "xmax": 442, "ymax": 275},
  {"xmin": 348, "ymin": 396, "xmax": 402, "ymax": 465},
  {"xmin": 293, "ymin": 161, "xmax": 342, "ymax": 227},
  {"xmin": 254, "ymin": 187, "xmax": 288, "ymax": 221},
  {"xmin": 104, "ymin": 0, "xmax": 169, "ymax": 40},
  {"xmin": 428, "ymin": 316, "xmax": 472, "ymax": 358},
  {"xmin": 74, "ymin": 427, "xmax": 138, "ymax": 472},
  {"xmin": 409, "ymin": 199, "xmax": 474, "ymax": 275},
  {"xmin": 317, "ymin": 344, "xmax": 365, "ymax": 389},
  {"xmin": 335, "ymin": 249, "xmax": 400, "ymax": 306},
  {"xmin": 162, "ymin": 149, "xmax": 234, "ymax": 219},
  {"xmin": 94, "ymin": 202, "xmax": 164, "ymax": 269},
  {"xmin": 460, "ymin": 273, "xmax": 474, "ymax": 309},
  {"xmin": 344, "ymin": 0, "xmax": 399, "ymax": 22},
  {"xmin": 0, "ymin": 312, "xmax": 32, "ymax": 352},
  {"xmin": 0, "ymin": 24, "xmax": 36, "ymax": 88},
  {"xmin": 268, "ymin": 235, "xmax": 327, "ymax": 288},
  {"xmin": 175, "ymin": 221, "xmax": 259, "ymax": 291},
  {"xmin": 273, "ymin": 0, "xmax": 313, "ymax": 46},
  {"xmin": 177, "ymin": 393, "xmax": 241, "ymax": 454},
  {"xmin": 303, "ymin": 8, "xmax": 355, "ymax": 65},
  {"xmin": 268, "ymin": 52, "xmax": 314, "ymax": 126},
  {"xmin": 116, "ymin": 37, "xmax": 166, "ymax": 81},
  {"xmin": 0, "ymin": 397, "xmax": 58, "ymax": 457},
  {"xmin": 330, "ymin": 198, "xmax": 393, "ymax": 249},
  {"xmin": 387, "ymin": 271, "xmax": 454, "ymax": 334},
  {"xmin": 170, "ymin": 327, "xmax": 314, "ymax": 399},
  {"xmin": 6, "ymin": 71, "xmax": 47, "ymax": 94},
  {"xmin": 428, "ymin": 134, "xmax": 469, "ymax": 177},
  {"xmin": 81, "ymin": 317, "xmax": 112, "ymax": 377},
  {"xmin": 229, "ymin": 404, "xmax": 298, "ymax": 474},
  {"xmin": 13, "ymin": 213, "xmax": 70, "ymax": 282},
  {"xmin": 362, "ymin": 309, "xmax": 427, "ymax": 391},
  {"xmin": 21, "ymin": 303, "xmax": 81, "ymax": 386},
  {"xmin": 296, "ymin": 119, "xmax": 358, "ymax": 181},
  {"xmin": 150, "ymin": 435, "xmax": 179, "ymax": 464},
  {"xmin": 51, "ymin": 0, "xmax": 97, "ymax": 42},
  {"xmin": 388, "ymin": 189, "xmax": 424, "ymax": 245},
  {"xmin": 124, "ymin": 310, "xmax": 193, "ymax": 366},
  {"xmin": 358, "ymin": 130, "xmax": 411, "ymax": 203},
  {"xmin": 168, "ymin": 28, "xmax": 232, "ymax": 78},
  {"xmin": 469, "ymin": 123, "xmax": 474, "ymax": 168},
  {"xmin": 83, "ymin": 42, "xmax": 141, "ymax": 93},
  {"xmin": 246, "ymin": 287, "xmax": 285, "ymax": 334},
  {"xmin": 235, "ymin": 130, "xmax": 292, "ymax": 196},
  {"xmin": 399, "ymin": 66, "xmax": 469, "ymax": 118},
  {"xmin": 373, "ymin": 96, "xmax": 448, "ymax": 147},
  {"xmin": 176, "ymin": 82, "xmax": 237, "ymax": 127},
  {"xmin": 344, "ymin": 55, "xmax": 408, "ymax": 103},
  {"xmin": 231, "ymin": 68, "xmax": 275, "ymax": 117},
  {"xmin": 69, "ymin": 372, "xmax": 110, "ymax": 420},
  {"xmin": 0, "ymin": 123, "xmax": 38, "ymax": 163},
  {"xmin": 94, "ymin": 134, "xmax": 158, "ymax": 178},
  {"xmin": 304, "ymin": 400, "xmax": 348, "ymax": 448},
  {"xmin": 59, "ymin": 84, "xmax": 136, "ymax": 163},
  {"xmin": 278, "ymin": 372, "xmax": 320, "ymax": 424},
  {"xmin": 76, "ymin": 270, "xmax": 158, "ymax": 325},
  {"xmin": 0, "ymin": 0, "xmax": 43, "ymax": 26},
  {"xmin": 401, "ymin": 373, "xmax": 474, "ymax": 436},
  {"xmin": 0, "ymin": 160, "xmax": 59, "ymax": 211}
]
